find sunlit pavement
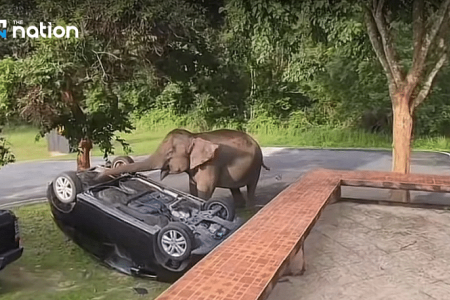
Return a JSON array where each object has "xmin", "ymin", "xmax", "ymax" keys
[{"xmin": 268, "ymin": 202, "xmax": 450, "ymax": 300}]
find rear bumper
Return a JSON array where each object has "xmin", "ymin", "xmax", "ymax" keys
[{"xmin": 0, "ymin": 247, "xmax": 24, "ymax": 271}]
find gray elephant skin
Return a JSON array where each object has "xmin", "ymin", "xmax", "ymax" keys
[{"xmin": 101, "ymin": 129, "xmax": 270, "ymax": 208}]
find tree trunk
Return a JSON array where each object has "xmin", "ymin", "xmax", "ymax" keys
[
  {"xmin": 77, "ymin": 139, "xmax": 93, "ymax": 171},
  {"xmin": 392, "ymin": 95, "xmax": 414, "ymax": 174}
]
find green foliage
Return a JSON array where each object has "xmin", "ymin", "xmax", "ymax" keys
[
  {"xmin": 0, "ymin": 135, "xmax": 15, "ymax": 167},
  {"xmin": 222, "ymin": 0, "xmax": 374, "ymax": 127},
  {"xmin": 10, "ymin": 34, "xmax": 135, "ymax": 158},
  {"xmin": 0, "ymin": 58, "xmax": 16, "ymax": 166},
  {"xmin": 0, "ymin": 58, "xmax": 18, "ymax": 118},
  {"xmin": 221, "ymin": 0, "xmax": 450, "ymax": 138},
  {"xmin": 1, "ymin": 0, "xmax": 450, "ymax": 157}
]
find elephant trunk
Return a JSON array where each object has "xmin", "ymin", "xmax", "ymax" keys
[{"xmin": 101, "ymin": 153, "xmax": 164, "ymax": 178}]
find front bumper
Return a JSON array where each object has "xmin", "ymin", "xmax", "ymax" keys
[{"xmin": 0, "ymin": 247, "xmax": 24, "ymax": 271}]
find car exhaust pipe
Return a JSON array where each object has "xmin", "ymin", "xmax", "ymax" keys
[{"xmin": 130, "ymin": 267, "xmax": 157, "ymax": 279}]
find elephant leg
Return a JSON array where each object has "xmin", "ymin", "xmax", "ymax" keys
[
  {"xmin": 197, "ymin": 183, "xmax": 216, "ymax": 200},
  {"xmin": 230, "ymin": 188, "xmax": 246, "ymax": 209},
  {"xmin": 246, "ymin": 171, "xmax": 260, "ymax": 209},
  {"xmin": 193, "ymin": 165, "xmax": 218, "ymax": 200}
]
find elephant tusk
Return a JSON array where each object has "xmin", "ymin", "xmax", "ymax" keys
[{"xmin": 160, "ymin": 169, "xmax": 170, "ymax": 181}]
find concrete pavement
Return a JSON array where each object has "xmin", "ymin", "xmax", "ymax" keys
[{"xmin": 268, "ymin": 201, "xmax": 450, "ymax": 300}]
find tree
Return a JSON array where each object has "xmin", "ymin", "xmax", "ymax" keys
[
  {"xmin": 0, "ymin": 56, "xmax": 16, "ymax": 169},
  {"xmin": 364, "ymin": 0, "xmax": 450, "ymax": 174},
  {"xmin": 12, "ymin": 35, "xmax": 134, "ymax": 170},
  {"xmin": 0, "ymin": 0, "xmax": 223, "ymax": 170},
  {"xmin": 226, "ymin": 0, "xmax": 450, "ymax": 174},
  {"xmin": 223, "ymin": 0, "xmax": 377, "ymax": 128}
]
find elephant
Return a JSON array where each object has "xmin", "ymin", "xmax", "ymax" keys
[{"xmin": 99, "ymin": 128, "xmax": 270, "ymax": 208}]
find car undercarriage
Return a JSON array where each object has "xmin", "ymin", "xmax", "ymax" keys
[{"xmin": 47, "ymin": 166, "xmax": 243, "ymax": 282}]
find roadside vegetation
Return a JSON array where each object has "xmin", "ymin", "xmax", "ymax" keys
[
  {"xmin": 3, "ymin": 119, "xmax": 450, "ymax": 163},
  {"xmin": 1, "ymin": 1, "xmax": 450, "ymax": 172}
]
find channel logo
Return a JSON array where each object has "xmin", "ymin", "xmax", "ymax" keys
[
  {"xmin": 0, "ymin": 20, "xmax": 79, "ymax": 39},
  {"xmin": 0, "ymin": 20, "xmax": 6, "ymax": 39}
]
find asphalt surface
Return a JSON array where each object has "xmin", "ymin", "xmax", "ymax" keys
[{"xmin": 1, "ymin": 148, "xmax": 450, "ymax": 208}]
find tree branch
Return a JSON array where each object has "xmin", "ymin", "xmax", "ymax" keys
[
  {"xmin": 92, "ymin": 50, "xmax": 121, "ymax": 60},
  {"xmin": 424, "ymin": 0, "xmax": 450, "ymax": 50},
  {"xmin": 364, "ymin": 6, "xmax": 391, "ymax": 77},
  {"xmin": 375, "ymin": 0, "xmax": 385, "ymax": 16},
  {"xmin": 364, "ymin": 5, "xmax": 396, "ymax": 95},
  {"xmin": 408, "ymin": 0, "xmax": 450, "ymax": 84},
  {"xmin": 410, "ymin": 51, "xmax": 448, "ymax": 113},
  {"xmin": 372, "ymin": 0, "xmax": 405, "ymax": 86},
  {"xmin": 411, "ymin": 0, "xmax": 424, "ymax": 73}
]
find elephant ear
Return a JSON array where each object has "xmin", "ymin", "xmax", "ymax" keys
[{"xmin": 189, "ymin": 138, "xmax": 219, "ymax": 169}]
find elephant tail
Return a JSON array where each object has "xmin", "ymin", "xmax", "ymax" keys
[{"xmin": 262, "ymin": 162, "xmax": 270, "ymax": 171}]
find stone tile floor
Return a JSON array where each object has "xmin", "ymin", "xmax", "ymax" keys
[{"xmin": 268, "ymin": 202, "xmax": 450, "ymax": 300}]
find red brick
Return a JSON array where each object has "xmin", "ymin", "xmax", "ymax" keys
[{"xmin": 155, "ymin": 168, "xmax": 450, "ymax": 300}]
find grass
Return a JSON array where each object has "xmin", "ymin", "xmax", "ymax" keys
[
  {"xmin": 1, "ymin": 125, "xmax": 174, "ymax": 162},
  {"xmin": 3, "ymin": 124, "xmax": 450, "ymax": 163},
  {"xmin": 253, "ymin": 126, "xmax": 393, "ymax": 149},
  {"xmin": 1, "ymin": 126, "xmax": 52, "ymax": 162},
  {"xmin": 0, "ymin": 203, "xmax": 170, "ymax": 300},
  {"xmin": 250, "ymin": 124, "xmax": 450, "ymax": 151}
]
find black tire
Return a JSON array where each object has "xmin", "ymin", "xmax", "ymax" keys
[
  {"xmin": 203, "ymin": 198, "xmax": 235, "ymax": 221},
  {"xmin": 52, "ymin": 171, "xmax": 83, "ymax": 204},
  {"xmin": 111, "ymin": 156, "xmax": 134, "ymax": 168},
  {"xmin": 157, "ymin": 223, "xmax": 194, "ymax": 262}
]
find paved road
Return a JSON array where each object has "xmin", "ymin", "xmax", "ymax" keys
[{"xmin": 1, "ymin": 148, "xmax": 450, "ymax": 208}]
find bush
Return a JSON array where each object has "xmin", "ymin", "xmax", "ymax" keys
[{"xmin": 0, "ymin": 135, "xmax": 15, "ymax": 167}]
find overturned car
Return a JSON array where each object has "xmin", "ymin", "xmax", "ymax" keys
[{"xmin": 46, "ymin": 158, "xmax": 243, "ymax": 283}]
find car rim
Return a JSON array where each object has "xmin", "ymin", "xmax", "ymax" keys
[
  {"xmin": 113, "ymin": 161, "xmax": 125, "ymax": 168},
  {"xmin": 55, "ymin": 176, "xmax": 73, "ymax": 203},
  {"xmin": 210, "ymin": 203, "xmax": 229, "ymax": 219},
  {"xmin": 161, "ymin": 230, "xmax": 187, "ymax": 257}
]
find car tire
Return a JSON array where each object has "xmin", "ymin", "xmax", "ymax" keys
[
  {"xmin": 111, "ymin": 156, "xmax": 134, "ymax": 168},
  {"xmin": 203, "ymin": 198, "xmax": 235, "ymax": 221},
  {"xmin": 52, "ymin": 171, "xmax": 83, "ymax": 204},
  {"xmin": 157, "ymin": 223, "xmax": 194, "ymax": 262}
]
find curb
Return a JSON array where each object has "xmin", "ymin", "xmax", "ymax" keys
[
  {"xmin": 0, "ymin": 198, "xmax": 47, "ymax": 209},
  {"xmin": 260, "ymin": 146, "xmax": 450, "ymax": 157}
]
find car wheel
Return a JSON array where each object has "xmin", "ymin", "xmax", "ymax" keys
[
  {"xmin": 157, "ymin": 223, "xmax": 194, "ymax": 262},
  {"xmin": 111, "ymin": 156, "xmax": 134, "ymax": 168},
  {"xmin": 52, "ymin": 171, "xmax": 82, "ymax": 204},
  {"xmin": 204, "ymin": 198, "xmax": 235, "ymax": 221}
]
